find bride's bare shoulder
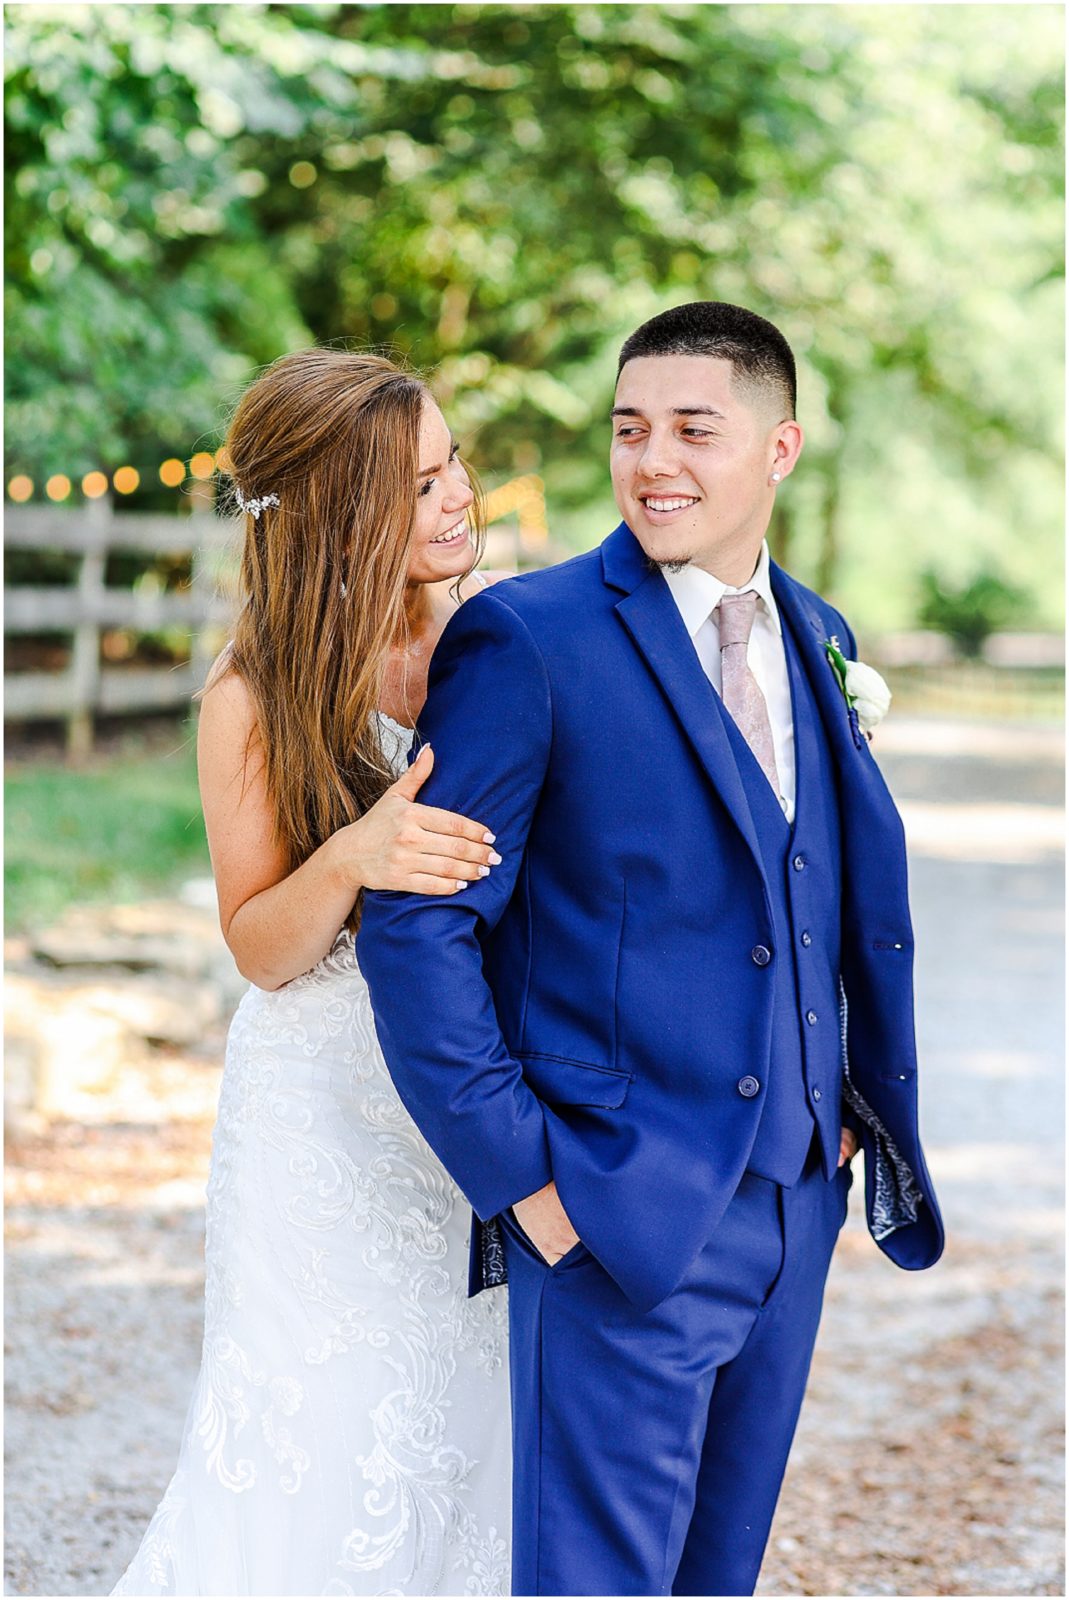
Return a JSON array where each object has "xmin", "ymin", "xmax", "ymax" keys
[{"xmin": 198, "ymin": 651, "xmax": 263, "ymax": 760}]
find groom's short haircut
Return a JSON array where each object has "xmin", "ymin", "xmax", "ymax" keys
[{"xmin": 618, "ymin": 302, "xmax": 796, "ymax": 420}]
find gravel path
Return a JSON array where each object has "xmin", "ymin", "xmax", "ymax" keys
[{"xmin": 5, "ymin": 715, "xmax": 1063, "ymax": 1597}]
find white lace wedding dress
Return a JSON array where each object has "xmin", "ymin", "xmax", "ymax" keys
[{"xmin": 113, "ymin": 713, "xmax": 511, "ymax": 1598}]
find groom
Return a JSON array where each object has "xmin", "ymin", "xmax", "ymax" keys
[{"xmin": 359, "ymin": 302, "xmax": 944, "ymax": 1596}]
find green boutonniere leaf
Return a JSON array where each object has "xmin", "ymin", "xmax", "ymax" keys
[{"xmin": 822, "ymin": 639, "xmax": 856, "ymax": 705}]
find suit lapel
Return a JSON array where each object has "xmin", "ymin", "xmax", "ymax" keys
[
  {"xmin": 605, "ymin": 528, "xmax": 768, "ymax": 890},
  {"xmin": 771, "ymin": 569, "xmax": 870, "ymax": 774},
  {"xmin": 769, "ymin": 563, "xmax": 889, "ymax": 810},
  {"xmin": 769, "ymin": 568, "xmax": 853, "ymax": 761}
]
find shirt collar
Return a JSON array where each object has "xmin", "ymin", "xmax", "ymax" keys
[{"xmin": 661, "ymin": 539, "xmax": 782, "ymax": 639}]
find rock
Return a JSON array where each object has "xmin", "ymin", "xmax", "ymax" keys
[
  {"xmin": 5, "ymin": 971, "xmax": 135, "ymax": 1112},
  {"xmin": 4, "ymin": 968, "xmax": 231, "ymax": 1118},
  {"xmin": 3, "ymin": 1025, "xmax": 46, "ymax": 1139},
  {"xmin": 6, "ymin": 888, "xmax": 250, "ymax": 1124},
  {"xmin": 74, "ymin": 972, "xmax": 225, "ymax": 1049},
  {"xmin": 28, "ymin": 898, "xmax": 246, "ymax": 1009}
]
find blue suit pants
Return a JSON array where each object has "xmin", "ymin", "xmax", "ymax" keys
[{"xmin": 500, "ymin": 1145, "xmax": 852, "ymax": 1596}]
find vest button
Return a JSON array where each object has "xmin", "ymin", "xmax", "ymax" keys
[
  {"xmin": 737, "ymin": 1075, "xmax": 761, "ymax": 1098},
  {"xmin": 806, "ymin": 1009, "xmax": 818, "ymax": 1025},
  {"xmin": 751, "ymin": 945, "xmax": 772, "ymax": 967},
  {"xmin": 800, "ymin": 930, "xmax": 812, "ymax": 948},
  {"xmin": 812, "ymin": 1086, "xmax": 823, "ymax": 1102},
  {"xmin": 792, "ymin": 853, "xmax": 807, "ymax": 871}
]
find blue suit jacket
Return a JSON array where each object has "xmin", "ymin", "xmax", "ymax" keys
[{"xmin": 358, "ymin": 524, "xmax": 944, "ymax": 1311}]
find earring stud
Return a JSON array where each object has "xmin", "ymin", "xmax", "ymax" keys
[{"xmin": 770, "ymin": 472, "xmax": 781, "ymax": 483}]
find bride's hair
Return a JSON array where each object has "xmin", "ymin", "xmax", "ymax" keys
[{"xmin": 206, "ymin": 347, "xmax": 485, "ymax": 915}]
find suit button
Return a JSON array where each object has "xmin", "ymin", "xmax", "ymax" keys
[
  {"xmin": 793, "ymin": 853, "xmax": 807, "ymax": 871},
  {"xmin": 737, "ymin": 1075, "xmax": 761, "ymax": 1098},
  {"xmin": 751, "ymin": 945, "xmax": 772, "ymax": 967},
  {"xmin": 801, "ymin": 930, "xmax": 812, "ymax": 948},
  {"xmin": 812, "ymin": 1086, "xmax": 823, "ymax": 1101},
  {"xmin": 806, "ymin": 1009, "xmax": 818, "ymax": 1025}
]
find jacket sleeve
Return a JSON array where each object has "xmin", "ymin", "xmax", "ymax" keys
[{"xmin": 356, "ymin": 588, "xmax": 555, "ymax": 1220}]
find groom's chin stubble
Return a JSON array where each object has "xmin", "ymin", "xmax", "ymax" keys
[{"xmin": 645, "ymin": 554, "xmax": 693, "ymax": 576}]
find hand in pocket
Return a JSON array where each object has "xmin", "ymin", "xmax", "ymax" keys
[{"xmin": 511, "ymin": 1180, "xmax": 580, "ymax": 1265}]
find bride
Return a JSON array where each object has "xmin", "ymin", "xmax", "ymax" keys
[{"xmin": 113, "ymin": 349, "xmax": 512, "ymax": 1596}]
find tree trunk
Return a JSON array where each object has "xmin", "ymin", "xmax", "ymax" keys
[{"xmin": 816, "ymin": 452, "xmax": 844, "ymax": 598}]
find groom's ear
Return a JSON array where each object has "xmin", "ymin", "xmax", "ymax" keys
[{"xmin": 768, "ymin": 418, "xmax": 804, "ymax": 481}]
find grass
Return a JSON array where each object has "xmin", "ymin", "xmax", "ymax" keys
[{"xmin": 5, "ymin": 719, "xmax": 211, "ymax": 935}]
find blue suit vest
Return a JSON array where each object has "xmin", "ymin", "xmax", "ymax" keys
[{"xmin": 712, "ymin": 606, "xmax": 844, "ymax": 1186}]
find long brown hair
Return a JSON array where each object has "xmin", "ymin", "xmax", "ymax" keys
[{"xmin": 208, "ymin": 347, "xmax": 485, "ymax": 911}]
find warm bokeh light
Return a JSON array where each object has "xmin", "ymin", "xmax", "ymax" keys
[
  {"xmin": 189, "ymin": 452, "xmax": 215, "ymax": 480},
  {"xmin": 289, "ymin": 160, "xmax": 317, "ymax": 188},
  {"xmin": 45, "ymin": 474, "xmax": 72, "ymax": 501},
  {"xmin": 214, "ymin": 446, "xmax": 232, "ymax": 474},
  {"xmin": 101, "ymin": 628, "xmax": 136, "ymax": 662},
  {"xmin": 82, "ymin": 471, "xmax": 108, "ymax": 498},
  {"xmin": 159, "ymin": 458, "xmax": 185, "ymax": 487},
  {"xmin": 8, "ymin": 475, "xmax": 34, "ymax": 502},
  {"xmin": 113, "ymin": 466, "xmax": 141, "ymax": 494},
  {"xmin": 483, "ymin": 474, "xmax": 548, "ymax": 542}
]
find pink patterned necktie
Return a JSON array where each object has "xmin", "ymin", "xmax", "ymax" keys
[{"xmin": 717, "ymin": 590, "xmax": 782, "ymax": 800}]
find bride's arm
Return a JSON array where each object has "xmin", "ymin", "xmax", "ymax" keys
[{"xmin": 197, "ymin": 669, "xmax": 499, "ymax": 991}]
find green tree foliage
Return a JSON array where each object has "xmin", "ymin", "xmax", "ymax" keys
[
  {"xmin": 917, "ymin": 567, "xmax": 1027, "ymax": 658},
  {"xmin": 5, "ymin": 3, "xmax": 1063, "ymax": 625}
]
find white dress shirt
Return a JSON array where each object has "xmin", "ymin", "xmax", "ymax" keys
[{"xmin": 661, "ymin": 540, "xmax": 796, "ymax": 823}]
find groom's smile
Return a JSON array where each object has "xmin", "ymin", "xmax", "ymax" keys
[{"xmin": 639, "ymin": 493, "xmax": 701, "ymax": 520}]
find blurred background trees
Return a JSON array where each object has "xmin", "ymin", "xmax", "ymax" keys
[{"xmin": 6, "ymin": 1, "xmax": 1064, "ymax": 629}]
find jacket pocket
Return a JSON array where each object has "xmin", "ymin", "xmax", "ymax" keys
[{"xmin": 515, "ymin": 1051, "xmax": 633, "ymax": 1109}]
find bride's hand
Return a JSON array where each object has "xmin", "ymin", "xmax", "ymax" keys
[{"xmin": 329, "ymin": 744, "xmax": 501, "ymax": 896}]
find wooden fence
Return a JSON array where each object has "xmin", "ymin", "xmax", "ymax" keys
[
  {"xmin": 13, "ymin": 484, "xmax": 1058, "ymax": 753},
  {"xmin": 5, "ymin": 476, "xmax": 558, "ymax": 754},
  {"xmin": 6, "ymin": 490, "xmax": 237, "ymax": 755}
]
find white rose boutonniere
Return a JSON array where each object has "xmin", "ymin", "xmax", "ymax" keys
[{"xmin": 822, "ymin": 637, "xmax": 891, "ymax": 744}]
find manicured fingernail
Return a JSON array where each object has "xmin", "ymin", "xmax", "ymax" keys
[
  {"xmin": 488, "ymin": 850, "xmax": 502, "ymax": 865},
  {"xmin": 478, "ymin": 865, "xmax": 490, "ymax": 877},
  {"xmin": 483, "ymin": 831, "xmax": 496, "ymax": 844}
]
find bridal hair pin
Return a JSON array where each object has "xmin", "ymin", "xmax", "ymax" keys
[{"xmin": 235, "ymin": 486, "xmax": 280, "ymax": 520}]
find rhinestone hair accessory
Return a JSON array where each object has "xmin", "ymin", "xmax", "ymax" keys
[{"xmin": 235, "ymin": 486, "xmax": 280, "ymax": 520}]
